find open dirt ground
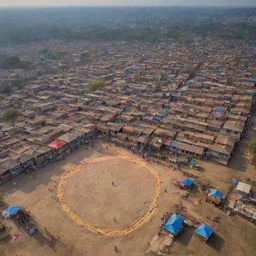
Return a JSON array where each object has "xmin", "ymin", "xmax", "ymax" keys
[
  {"xmin": 0, "ymin": 131, "xmax": 256, "ymax": 256},
  {"xmin": 58, "ymin": 155, "xmax": 161, "ymax": 236},
  {"xmin": 64, "ymin": 157, "xmax": 156, "ymax": 230}
]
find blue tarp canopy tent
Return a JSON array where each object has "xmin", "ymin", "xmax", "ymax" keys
[
  {"xmin": 3, "ymin": 205, "xmax": 21, "ymax": 217},
  {"xmin": 181, "ymin": 178, "xmax": 194, "ymax": 187},
  {"xmin": 163, "ymin": 213, "xmax": 184, "ymax": 235},
  {"xmin": 232, "ymin": 179, "xmax": 238, "ymax": 185},
  {"xmin": 188, "ymin": 158, "xmax": 196, "ymax": 165},
  {"xmin": 208, "ymin": 188, "xmax": 223, "ymax": 198},
  {"xmin": 194, "ymin": 224, "xmax": 213, "ymax": 240},
  {"xmin": 152, "ymin": 116, "xmax": 161, "ymax": 122}
]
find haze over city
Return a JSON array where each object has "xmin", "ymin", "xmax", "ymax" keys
[
  {"xmin": 0, "ymin": 1, "xmax": 256, "ymax": 256},
  {"xmin": 0, "ymin": 0, "xmax": 256, "ymax": 7}
]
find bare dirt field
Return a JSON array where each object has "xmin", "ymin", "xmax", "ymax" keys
[
  {"xmin": 0, "ymin": 144, "xmax": 182, "ymax": 256},
  {"xmin": 0, "ymin": 137, "xmax": 256, "ymax": 256},
  {"xmin": 60, "ymin": 155, "xmax": 161, "ymax": 235},
  {"xmin": 64, "ymin": 157, "xmax": 155, "ymax": 230}
]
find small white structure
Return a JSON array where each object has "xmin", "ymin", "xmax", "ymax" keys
[{"xmin": 236, "ymin": 182, "xmax": 251, "ymax": 195}]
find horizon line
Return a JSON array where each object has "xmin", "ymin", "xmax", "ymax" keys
[{"xmin": 0, "ymin": 5, "xmax": 256, "ymax": 8}]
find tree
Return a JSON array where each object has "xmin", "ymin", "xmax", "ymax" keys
[
  {"xmin": 184, "ymin": 68, "xmax": 196, "ymax": 79},
  {"xmin": 248, "ymin": 139, "xmax": 256, "ymax": 155},
  {"xmin": 86, "ymin": 80, "xmax": 106, "ymax": 92},
  {"xmin": 138, "ymin": 70, "xmax": 147, "ymax": 75},
  {"xmin": 80, "ymin": 51, "xmax": 91, "ymax": 63},
  {"xmin": 247, "ymin": 139, "xmax": 256, "ymax": 163},
  {"xmin": 226, "ymin": 77, "xmax": 233, "ymax": 86},
  {"xmin": 2, "ymin": 109, "xmax": 20, "ymax": 123},
  {"xmin": 155, "ymin": 83, "xmax": 161, "ymax": 92},
  {"xmin": 160, "ymin": 73, "xmax": 168, "ymax": 81},
  {"xmin": 0, "ymin": 55, "xmax": 21, "ymax": 69},
  {"xmin": 121, "ymin": 84, "xmax": 129, "ymax": 90},
  {"xmin": 0, "ymin": 85, "xmax": 12, "ymax": 94},
  {"xmin": 5, "ymin": 56, "xmax": 20, "ymax": 66}
]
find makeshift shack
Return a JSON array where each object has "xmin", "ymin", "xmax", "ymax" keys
[
  {"xmin": 179, "ymin": 178, "xmax": 194, "ymax": 190},
  {"xmin": 236, "ymin": 182, "xmax": 251, "ymax": 196},
  {"xmin": 163, "ymin": 213, "xmax": 184, "ymax": 236},
  {"xmin": 194, "ymin": 223, "xmax": 213, "ymax": 241},
  {"xmin": 206, "ymin": 188, "xmax": 224, "ymax": 206},
  {"xmin": 3, "ymin": 206, "xmax": 37, "ymax": 235}
]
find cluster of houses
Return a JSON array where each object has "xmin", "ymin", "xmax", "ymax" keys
[
  {"xmin": 227, "ymin": 181, "xmax": 256, "ymax": 224},
  {"xmin": 0, "ymin": 39, "xmax": 256, "ymax": 184},
  {"xmin": 0, "ymin": 123, "xmax": 96, "ymax": 183}
]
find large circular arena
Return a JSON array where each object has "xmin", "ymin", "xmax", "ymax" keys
[{"xmin": 57, "ymin": 156, "xmax": 161, "ymax": 237}]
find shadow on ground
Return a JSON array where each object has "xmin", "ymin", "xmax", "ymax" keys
[
  {"xmin": 207, "ymin": 233, "xmax": 225, "ymax": 251},
  {"xmin": 190, "ymin": 184, "xmax": 199, "ymax": 195},
  {"xmin": 229, "ymin": 146, "xmax": 248, "ymax": 172},
  {"xmin": 24, "ymin": 226, "xmax": 75, "ymax": 255},
  {"xmin": 0, "ymin": 144, "xmax": 98, "ymax": 195},
  {"xmin": 0, "ymin": 234, "xmax": 12, "ymax": 243},
  {"xmin": 176, "ymin": 226, "xmax": 194, "ymax": 246}
]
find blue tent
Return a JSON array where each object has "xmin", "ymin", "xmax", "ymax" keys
[
  {"xmin": 208, "ymin": 188, "xmax": 223, "ymax": 198},
  {"xmin": 188, "ymin": 158, "xmax": 196, "ymax": 165},
  {"xmin": 153, "ymin": 117, "xmax": 161, "ymax": 122},
  {"xmin": 183, "ymin": 178, "xmax": 194, "ymax": 186},
  {"xmin": 126, "ymin": 68, "xmax": 133, "ymax": 74},
  {"xmin": 3, "ymin": 206, "xmax": 21, "ymax": 217},
  {"xmin": 163, "ymin": 213, "xmax": 184, "ymax": 235},
  {"xmin": 216, "ymin": 108, "xmax": 223, "ymax": 113},
  {"xmin": 195, "ymin": 224, "xmax": 213, "ymax": 240},
  {"xmin": 232, "ymin": 179, "xmax": 238, "ymax": 185}
]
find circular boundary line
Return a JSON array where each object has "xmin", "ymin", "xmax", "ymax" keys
[{"xmin": 57, "ymin": 156, "xmax": 161, "ymax": 237}]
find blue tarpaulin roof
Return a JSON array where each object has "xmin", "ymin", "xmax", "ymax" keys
[
  {"xmin": 163, "ymin": 213, "xmax": 184, "ymax": 235},
  {"xmin": 159, "ymin": 109, "xmax": 168, "ymax": 117},
  {"xmin": 170, "ymin": 140, "xmax": 179, "ymax": 149},
  {"xmin": 153, "ymin": 117, "xmax": 161, "ymax": 121},
  {"xmin": 195, "ymin": 224, "xmax": 213, "ymax": 239},
  {"xmin": 208, "ymin": 188, "xmax": 223, "ymax": 198},
  {"xmin": 189, "ymin": 158, "xmax": 196, "ymax": 164},
  {"xmin": 183, "ymin": 178, "xmax": 194, "ymax": 186},
  {"xmin": 232, "ymin": 179, "xmax": 238, "ymax": 185},
  {"xmin": 3, "ymin": 205, "xmax": 21, "ymax": 216}
]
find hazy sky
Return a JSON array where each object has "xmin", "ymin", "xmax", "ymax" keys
[{"xmin": 0, "ymin": 0, "xmax": 255, "ymax": 7}]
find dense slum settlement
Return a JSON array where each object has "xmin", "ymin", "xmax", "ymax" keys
[{"xmin": 0, "ymin": 39, "xmax": 255, "ymax": 184}]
